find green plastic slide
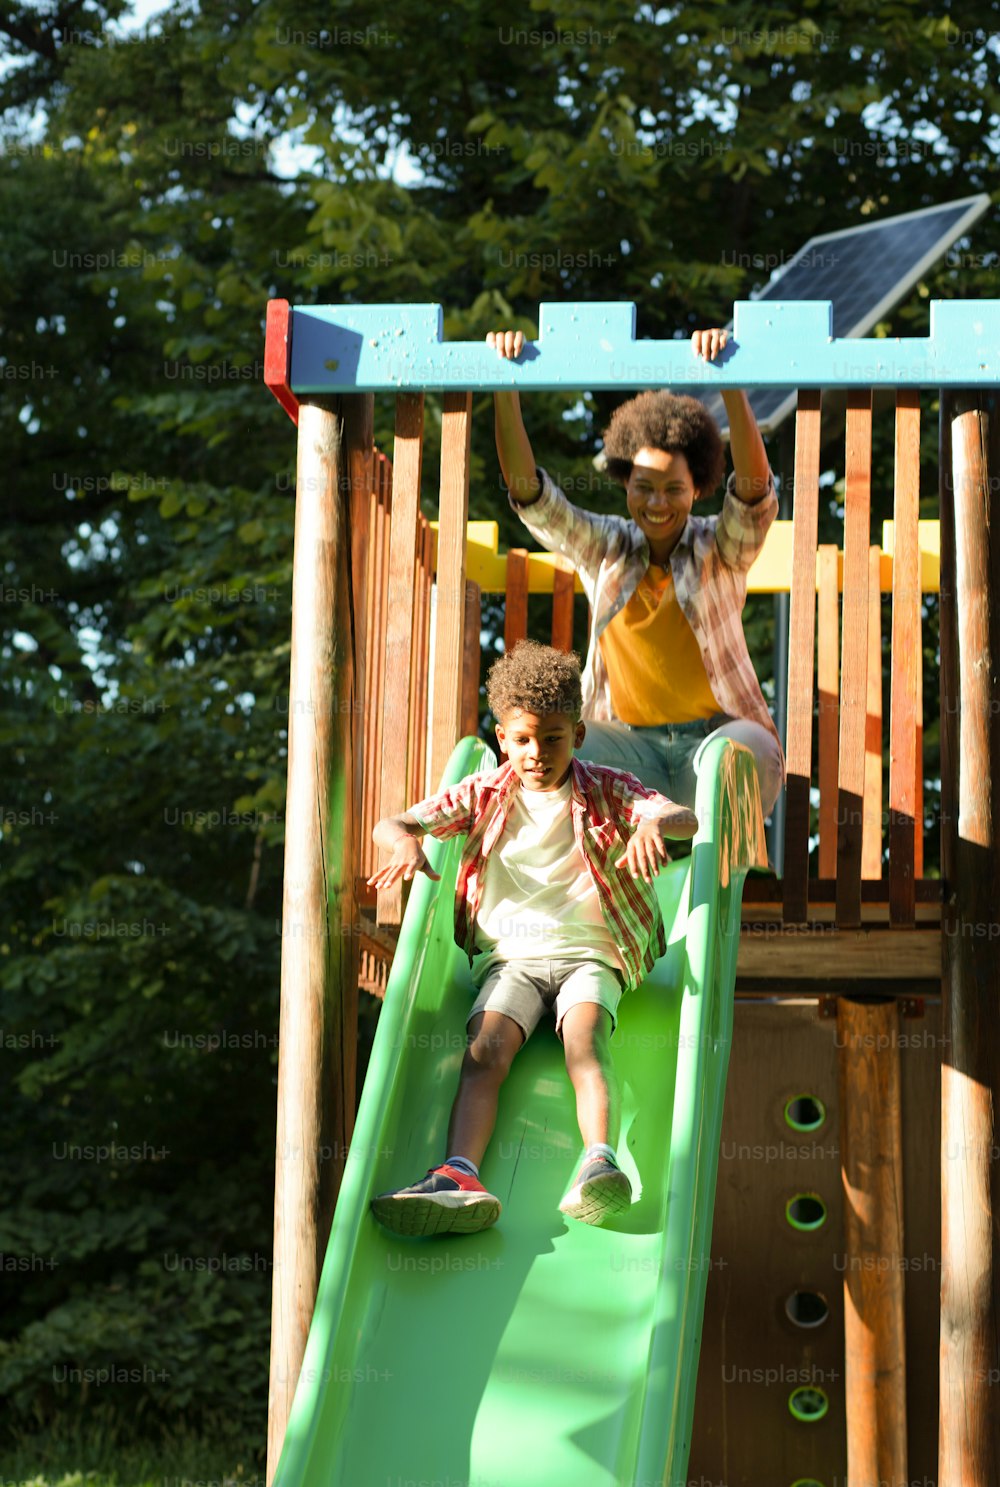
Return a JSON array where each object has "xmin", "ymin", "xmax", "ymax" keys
[{"xmin": 270, "ymin": 735, "xmax": 767, "ymax": 1487}]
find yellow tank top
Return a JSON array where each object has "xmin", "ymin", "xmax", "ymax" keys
[{"xmin": 598, "ymin": 563, "xmax": 722, "ymax": 725}]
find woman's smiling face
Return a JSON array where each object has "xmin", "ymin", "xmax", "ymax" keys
[{"xmin": 625, "ymin": 446, "xmax": 700, "ymax": 561}]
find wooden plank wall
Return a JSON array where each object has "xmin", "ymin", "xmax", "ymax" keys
[
  {"xmin": 781, "ymin": 388, "xmax": 927, "ymax": 928},
  {"xmin": 358, "ymin": 386, "xmax": 932, "ymax": 945},
  {"xmin": 689, "ymin": 998, "xmax": 942, "ymax": 1482}
]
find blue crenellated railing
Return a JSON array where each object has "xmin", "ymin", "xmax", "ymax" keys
[{"xmin": 269, "ymin": 299, "xmax": 1000, "ymax": 400}]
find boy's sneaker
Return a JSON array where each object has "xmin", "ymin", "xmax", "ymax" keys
[
  {"xmin": 370, "ymin": 1164, "xmax": 501, "ymax": 1237},
  {"xmin": 559, "ymin": 1156, "xmax": 632, "ymax": 1225}
]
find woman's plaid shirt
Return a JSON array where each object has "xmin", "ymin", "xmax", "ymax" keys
[
  {"xmin": 410, "ymin": 758, "xmax": 680, "ymax": 993},
  {"xmin": 510, "ymin": 465, "xmax": 785, "ymax": 782}
]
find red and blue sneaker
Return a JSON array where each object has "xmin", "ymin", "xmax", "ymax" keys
[
  {"xmin": 370, "ymin": 1164, "xmax": 502, "ymax": 1237},
  {"xmin": 559, "ymin": 1156, "xmax": 632, "ymax": 1225}
]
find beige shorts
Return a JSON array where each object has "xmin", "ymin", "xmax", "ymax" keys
[{"xmin": 467, "ymin": 957, "xmax": 624, "ymax": 1043}]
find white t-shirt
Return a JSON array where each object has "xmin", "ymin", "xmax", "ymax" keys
[{"xmin": 472, "ymin": 777, "xmax": 625, "ymax": 984}]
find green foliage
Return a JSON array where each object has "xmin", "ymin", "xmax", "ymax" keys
[
  {"xmin": 1, "ymin": 0, "xmax": 996, "ymax": 1454},
  {"xmin": 0, "ymin": 1421, "xmax": 257, "ymax": 1487}
]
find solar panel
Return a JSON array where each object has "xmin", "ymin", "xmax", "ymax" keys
[{"xmin": 695, "ymin": 194, "xmax": 992, "ymax": 434}]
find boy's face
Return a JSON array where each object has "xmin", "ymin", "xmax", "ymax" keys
[
  {"xmin": 494, "ymin": 709, "xmax": 585, "ymax": 791},
  {"xmin": 625, "ymin": 446, "xmax": 700, "ymax": 560}
]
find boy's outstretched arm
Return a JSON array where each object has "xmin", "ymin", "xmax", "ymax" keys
[
  {"xmin": 615, "ymin": 806, "xmax": 699, "ymax": 884},
  {"xmin": 487, "ymin": 329, "xmax": 541, "ymax": 506},
  {"xmin": 368, "ymin": 811, "xmax": 441, "ymax": 888},
  {"xmin": 691, "ymin": 327, "xmax": 771, "ymax": 506}
]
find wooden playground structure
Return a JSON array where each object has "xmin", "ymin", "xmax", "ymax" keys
[{"xmin": 262, "ymin": 298, "xmax": 999, "ymax": 1485}]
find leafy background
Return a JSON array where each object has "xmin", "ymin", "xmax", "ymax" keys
[{"xmin": 1, "ymin": 0, "xmax": 997, "ymax": 1467}]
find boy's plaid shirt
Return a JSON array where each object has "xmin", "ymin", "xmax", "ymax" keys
[
  {"xmin": 410, "ymin": 757, "xmax": 680, "ymax": 993},
  {"xmin": 510, "ymin": 465, "xmax": 785, "ymax": 782}
]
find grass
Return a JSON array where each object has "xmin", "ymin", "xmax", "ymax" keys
[{"xmin": 0, "ymin": 1423, "xmax": 266, "ymax": 1487}]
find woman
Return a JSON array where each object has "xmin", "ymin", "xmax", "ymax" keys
[{"xmin": 487, "ymin": 325, "xmax": 784, "ymax": 821}]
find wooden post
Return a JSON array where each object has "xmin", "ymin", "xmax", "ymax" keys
[
  {"xmin": 915, "ymin": 632, "xmax": 924, "ymax": 880},
  {"xmin": 429, "ymin": 391, "xmax": 472, "ymax": 788},
  {"xmin": 267, "ymin": 398, "xmax": 361, "ymax": 1483},
  {"xmin": 782, "ymin": 389, "xmax": 821, "ymax": 922},
  {"xmin": 889, "ymin": 389, "xmax": 921, "ymax": 925},
  {"xmin": 836, "ymin": 995, "xmax": 908, "ymax": 1485},
  {"xmin": 461, "ymin": 581, "xmax": 482, "ymax": 738},
  {"xmin": 551, "ymin": 556, "xmax": 576, "ymax": 653},
  {"xmin": 861, "ymin": 545, "xmax": 883, "ymax": 879},
  {"xmin": 360, "ymin": 455, "xmax": 392, "ymax": 887},
  {"xmin": 505, "ymin": 549, "xmax": 529, "ymax": 649},
  {"xmin": 836, "ymin": 391, "xmax": 872, "ymax": 927},
  {"xmin": 409, "ymin": 519, "xmax": 434, "ymax": 803},
  {"xmin": 817, "ymin": 544, "xmax": 840, "ymax": 880},
  {"xmin": 345, "ymin": 396, "xmax": 374, "ymax": 856},
  {"xmin": 340, "ymin": 394, "xmax": 372, "ymax": 1108},
  {"xmin": 938, "ymin": 389, "xmax": 1000, "ymax": 1484},
  {"xmin": 376, "ymin": 394, "xmax": 423, "ymax": 928}
]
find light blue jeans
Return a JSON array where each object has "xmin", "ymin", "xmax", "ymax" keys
[{"xmin": 579, "ymin": 714, "xmax": 783, "ymax": 821}]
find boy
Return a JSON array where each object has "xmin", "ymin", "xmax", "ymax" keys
[{"xmin": 368, "ymin": 640, "xmax": 697, "ymax": 1237}]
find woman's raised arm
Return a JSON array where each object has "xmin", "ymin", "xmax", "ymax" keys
[
  {"xmin": 691, "ymin": 328, "xmax": 771, "ymax": 506},
  {"xmin": 488, "ymin": 329, "xmax": 541, "ymax": 507}
]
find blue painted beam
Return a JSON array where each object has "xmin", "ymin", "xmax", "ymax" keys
[{"xmin": 285, "ymin": 299, "xmax": 1000, "ymax": 393}]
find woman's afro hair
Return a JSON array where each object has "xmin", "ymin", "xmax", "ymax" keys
[
  {"xmin": 486, "ymin": 640, "xmax": 583, "ymax": 724},
  {"xmin": 600, "ymin": 390, "xmax": 726, "ymax": 499}
]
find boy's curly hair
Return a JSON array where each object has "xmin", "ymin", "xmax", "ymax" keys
[
  {"xmin": 600, "ymin": 390, "xmax": 726, "ymax": 499},
  {"xmin": 486, "ymin": 640, "xmax": 583, "ymax": 724}
]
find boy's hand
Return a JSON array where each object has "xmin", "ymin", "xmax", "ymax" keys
[
  {"xmin": 615, "ymin": 821, "xmax": 670, "ymax": 883},
  {"xmin": 367, "ymin": 837, "xmax": 441, "ymax": 889},
  {"xmin": 487, "ymin": 329, "xmax": 525, "ymax": 360}
]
